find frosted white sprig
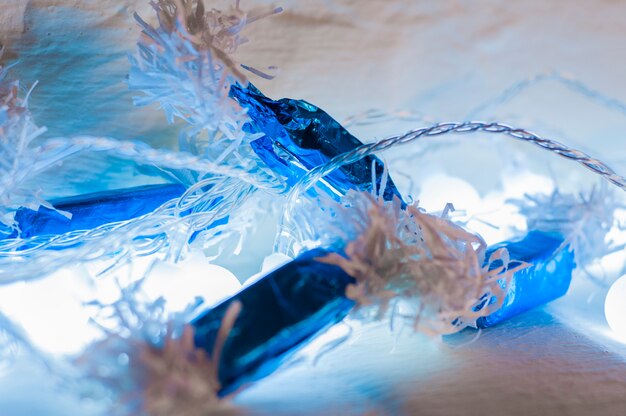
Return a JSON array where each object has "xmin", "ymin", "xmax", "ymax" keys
[
  {"xmin": 0, "ymin": 62, "xmax": 53, "ymax": 236},
  {"xmin": 317, "ymin": 191, "xmax": 528, "ymax": 335},
  {"xmin": 129, "ymin": 0, "xmax": 282, "ymax": 165},
  {"xmin": 511, "ymin": 184, "xmax": 625, "ymax": 284},
  {"xmin": 0, "ymin": 70, "xmax": 281, "ymax": 281}
]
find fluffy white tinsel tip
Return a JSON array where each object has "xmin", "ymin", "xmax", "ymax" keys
[
  {"xmin": 0, "ymin": 58, "xmax": 51, "ymax": 235},
  {"xmin": 512, "ymin": 184, "xmax": 624, "ymax": 283}
]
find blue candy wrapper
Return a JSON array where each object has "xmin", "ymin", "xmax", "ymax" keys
[
  {"xmin": 477, "ymin": 231, "xmax": 575, "ymax": 328},
  {"xmin": 8, "ymin": 183, "xmax": 186, "ymax": 239},
  {"xmin": 192, "ymin": 248, "xmax": 355, "ymax": 395},
  {"xmin": 231, "ymin": 83, "xmax": 402, "ymax": 201}
]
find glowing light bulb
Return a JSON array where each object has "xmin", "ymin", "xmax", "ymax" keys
[
  {"xmin": 0, "ymin": 250, "xmax": 241, "ymax": 355},
  {"xmin": 243, "ymin": 252, "xmax": 293, "ymax": 287},
  {"xmin": 605, "ymin": 275, "xmax": 626, "ymax": 341},
  {"xmin": 0, "ymin": 266, "xmax": 102, "ymax": 355},
  {"xmin": 136, "ymin": 251, "xmax": 241, "ymax": 311}
]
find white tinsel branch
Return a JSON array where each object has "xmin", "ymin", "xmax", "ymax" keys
[
  {"xmin": 511, "ymin": 184, "xmax": 625, "ymax": 285},
  {"xmin": 129, "ymin": 0, "xmax": 282, "ymax": 165},
  {"xmin": 0, "ymin": 58, "xmax": 59, "ymax": 236}
]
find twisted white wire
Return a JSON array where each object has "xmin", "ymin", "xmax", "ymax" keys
[{"xmin": 292, "ymin": 121, "xmax": 626, "ymax": 197}]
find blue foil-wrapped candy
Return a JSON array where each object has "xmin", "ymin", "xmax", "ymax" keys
[
  {"xmin": 191, "ymin": 232, "xmax": 575, "ymax": 394},
  {"xmin": 230, "ymin": 83, "xmax": 402, "ymax": 201},
  {"xmin": 192, "ymin": 248, "xmax": 355, "ymax": 395},
  {"xmin": 8, "ymin": 183, "xmax": 186, "ymax": 239},
  {"xmin": 5, "ymin": 84, "xmax": 403, "ymax": 240},
  {"xmin": 0, "ymin": 80, "xmax": 577, "ymax": 394},
  {"xmin": 477, "ymin": 230, "xmax": 575, "ymax": 328}
]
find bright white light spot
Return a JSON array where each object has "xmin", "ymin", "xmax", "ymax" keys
[
  {"xmin": 138, "ymin": 250, "xmax": 241, "ymax": 312},
  {"xmin": 244, "ymin": 252, "xmax": 293, "ymax": 287},
  {"xmin": 0, "ymin": 250, "xmax": 241, "ymax": 356},
  {"xmin": 605, "ymin": 275, "xmax": 626, "ymax": 342},
  {"xmin": 418, "ymin": 174, "xmax": 481, "ymax": 213},
  {"xmin": 500, "ymin": 170, "xmax": 555, "ymax": 199},
  {"xmin": 417, "ymin": 172, "xmax": 552, "ymax": 244},
  {"xmin": 0, "ymin": 266, "xmax": 101, "ymax": 356}
]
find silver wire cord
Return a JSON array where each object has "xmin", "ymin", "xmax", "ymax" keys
[
  {"xmin": 292, "ymin": 121, "xmax": 626, "ymax": 198},
  {"xmin": 278, "ymin": 121, "xmax": 626, "ymax": 254}
]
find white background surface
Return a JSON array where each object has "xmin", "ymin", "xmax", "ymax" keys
[{"xmin": 1, "ymin": 1, "xmax": 626, "ymax": 415}]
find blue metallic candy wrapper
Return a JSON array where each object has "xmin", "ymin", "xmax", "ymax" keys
[
  {"xmin": 192, "ymin": 248, "xmax": 355, "ymax": 395},
  {"xmin": 231, "ymin": 83, "xmax": 402, "ymax": 201},
  {"xmin": 191, "ymin": 231, "xmax": 575, "ymax": 394},
  {"xmin": 477, "ymin": 231, "xmax": 575, "ymax": 328},
  {"xmin": 9, "ymin": 183, "xmax": 186, "ymax": 239},
  {"xmin": 5, "ymin": 83, "xmax": 403, "ymax": 242}
]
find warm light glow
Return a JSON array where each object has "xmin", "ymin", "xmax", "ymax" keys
[{"xmin": 605, "ymin": 275, "xmax": 626, "ymax": 341}]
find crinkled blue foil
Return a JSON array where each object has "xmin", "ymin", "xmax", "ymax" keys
[
  {"xmin": 5, "ymin": 84, "xmax": 403, "ymax": 241},
  {"xmin": 192, "ymin": 248, "xmax": 355, "ymax": 395},
  {"xmin": 477, "ymin": 231, "xmax": 575, "ymax": 328},
  {"xmin": 8, "ymin": 183, "xmax": 186, "ymax": 239},
  {"xmin": 190, "ymin": 231, "xmax": 574, "ymax": 393},
  {"xmin": 230, "ymin": 83, "xmax": 402, "ymax": 201}
]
